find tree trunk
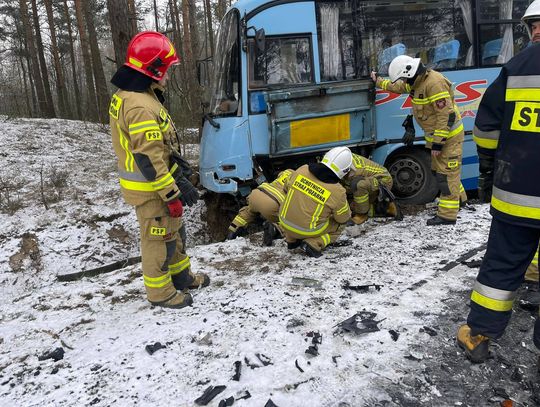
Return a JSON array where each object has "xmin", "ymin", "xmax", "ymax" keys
[
  {"xmin": 216, "ymin": 0, "xmax": 227, "ymax": 21},
  {"xmin": 204, "ymin": 0, "xmax": 214, "ymax": 57},
  {"xmin": 106, "ymin": 0, "xmax": 136, "ymax": 69},
  {"xmin": 63, "ymin": 0, "xmax": 82, "ymax": 120},
  {"xmin": 187, "ymin": 0, "xmax": 202, "ymax": 121},
  {"xmin": 30, "ymin": 0, "xmax": 56, "ymax": 117},
  {"xmin": 19, "ymin": 0, "xmax": 48, "ymax": 117},
  {"xmin": 126, "ymin": 0, "xmax": 138, "ymax": 34},
  {"xmin": 82, "ymin": 0, "xmax": 109, "ymax": 123},
  {"xmin": 74, "ymin": 0, "xmax": 98, "ymax": 121},
  {"xmin": 153, "ymin": 0, "xmax": 159, "ymax": 31},
  {"xmin": 187, "ymin": 0, "xmax": 199, "ymax": 60},
  {"xmin": 44, "ymin": 0, "xmax": 69, "ymax": 118},
  {"xmin": 15, "ymin": 17, "xmax": 33, "ymax": 116}
]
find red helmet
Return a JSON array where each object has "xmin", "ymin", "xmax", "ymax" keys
[{"xmin": 125, "ymin": 31, "xmax": 180, "ymax": 80}]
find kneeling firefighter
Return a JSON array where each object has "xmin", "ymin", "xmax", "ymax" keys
[
  {"xmin": 279, "ymin": 147, "xmax": 352, "ymax": 258},
  {"xmin": 109, "ymin": 31, "xmax": 209, "ymax": 309},
  {"xmin": 343, "ymin": 153, "xmax": 402, "ymax": 225},
  {"xmin": 371, "ymin": 56, "xmax": 467, "ymax": 225}
]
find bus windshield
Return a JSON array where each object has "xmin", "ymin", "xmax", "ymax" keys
[{"xmin": 209, "ymin": 11, "xmax": 240, "ymax": 116}]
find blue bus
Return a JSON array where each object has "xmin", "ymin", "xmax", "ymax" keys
[{"xmin": 199, "ymin": 0, "xmax": 531, "ymax": 204}]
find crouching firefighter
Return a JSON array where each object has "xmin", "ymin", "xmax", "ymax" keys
[
  {"xmin": 109, "ymin": 31, "xmax": 209, "ymax": 309},
  {"xmin": 227, "ymin": 169, "xmax": 293, "ymax": 246},
  {"xmin": 457, "ymin": 41, "xmax": 540, "ymax": 362},
  {"xmin": 279, "ymin": 147, "xmax": 352, "ymax": 258},
  {"xmin": 372, "ymin": 56, "xmax": 467, "ymax": 225},
  {"xmin": 343, "ymin": 153, "xmax": 402, "ymax": 225}
]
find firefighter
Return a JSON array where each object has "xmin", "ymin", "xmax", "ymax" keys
[
  {"xmin": 371, "ymin": 57, "xmax": 467, "ymax": 225},
  {"xmin": 523, "ymin": 0, "xmax": 540, "ymax": 44},
  {"xmin": 227, "ymin": 169, "xmax": 293, "ymax": 246},
  {"xmin": 456, "ymin": 41, "xmax": 540, "ymax": 363},
  {"xmin": 343, "ymin": 153, "xmax": 401, "ymax": 225},
  {"xmin": 279, "ymin": 147, "xmax": 352, "ymax": 258},
  {"xmin": 109, "ymin": 31, "xmax": 209, "ymax": 309}
]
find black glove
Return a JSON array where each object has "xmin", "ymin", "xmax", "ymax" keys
[
  {"xmin": 177, "ymin": 176, "xmax": 199, "ymax": 207},
  {"xmin": 401, "ymin": 114, "xmax": 415, "ymax": 146},
  {"xmin": 478, "ymin": 172, "xmax": 493, "ymax": 203}
]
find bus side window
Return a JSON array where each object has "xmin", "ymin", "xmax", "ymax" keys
[
  {"xmin": 432, "ymin": 40, "xmax": 460, "ymax": 70},
  {"xmin": 378, "ymin": 43, "xmax": 406, "ymax": 75}
]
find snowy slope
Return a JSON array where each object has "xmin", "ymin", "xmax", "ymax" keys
[{"xmin": 0, "ymin": 118, "xmax": 537, "ymax": 407}]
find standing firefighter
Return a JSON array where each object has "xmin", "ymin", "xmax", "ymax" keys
[
  {"xmin": 227, "ymin": 169, "xmax": 293, "ymax": 246},
  {"xmin": 371, "ymin": 56, "xmax": 467, "ymax": 225},
  {"xmin": 109, "ymin": 31, "xmax": 209, "ymax": 309},
  {"xmin": 343, "ymin": 153, "xmax": 401, "ymax": 225},
  {"xmin": 279, "ymin": 147, "xmax": 352, "ymax": 258},
  {"xmin": 456, "ymin": 42, "xmax": 540, "ymax": 363}
]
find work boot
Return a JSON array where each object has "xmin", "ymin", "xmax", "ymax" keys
[
  {"xmin": 301, "ymin": 241, "xmax": 322, "ymax": 258},
  {"xmin": 387, "ymin": 202, "xmax": 404, "ymax": 220},
  {"xmin": 172, "ymin": 270, "xmax": 210, "ymax": 291},
  {"xmin": 350, "ymin": 213, "xmax": 368, "ymax": 225},
  {"xmin": 226, "ymin": 227, "xmax": 244, "ymax": 240},
  {"xmin": 456, "ymin": 324, "xmax": 490, "ymax": 363},
  {"xmin": 426, "ymin": 215, "xmax": 456, "ymax": 226},
  {"xmin": 262, "ymin": 222, "xmax": 280, "ymax": 247},
  {"xmin": 150, "ymin": 292, "xmax": 193, "ymax": 309}
]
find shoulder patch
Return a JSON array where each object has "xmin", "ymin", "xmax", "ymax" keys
[
  {"xmin": 145, "ymin": 130, "xmax": 163, "ymax": 141},
  {"xmin": 109, "ymin": 94, "xmax": 123, "ymax": 119}
]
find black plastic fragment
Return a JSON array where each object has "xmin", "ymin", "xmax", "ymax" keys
[
  {"xmin": 421, "ymin": 326, "xmax": 438, "ymax": 337},
  {"xmin": 232, "ymin": 361, "xmax": 242, "ymax": 381},
  {"xmin": 235, "ymin": 390, "xmax": 251, "ymax": 400},
  {"xmin": 145, "ymin": 342, "xmax": 166, "ymax": 355},
  {"xmin": 195, "ymin": 385, "xmax": 227, "ymax": 406},
  {"xmin": 342, "ymin": 281, "xmax": 383, "ymax": 292},
  {"xmin": 218, "ymin": 396, "xmax": 234, "ymax": 407},
  {"xmin": 389, "ymin": 329, "xmax": 400, "ymax": 341},
  {"xmin": 295, "ymin": 359, "xmax": 304, "ymax": 373},
  {"xmin": 336, "ymin": 312, "xmax": 383, "ymax": 335},
  {"xmin": 38, "ymin": 347, "xmax": 65, "ymax": 362},
  {"xmin": 264, "ymin": 399, "xmax": 279, "ymax": 407},
  {"xmin": 256, "ymin": 353, "xmax": 272, "ymax": 366}
]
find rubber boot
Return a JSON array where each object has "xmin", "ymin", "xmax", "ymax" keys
[
  {"xmin": 456, "ymin": 324, "xmax": 490, "ymax": 363},
  {"xmin": 172, "ymin": 269, "xmax": 210, "ymax": 291},
  {"xmin": 150, "ymin": 291, "xmax": 193, "ymax": 309},
  {"xmin": 262, "ymin": 222, "xmax": 280, "ymax": 247},
  {"xmin": 301, "ymin": 241, "xmax": 322, "ymax": 258},
  {"xmin": 518, "ymin": 281, "xmax": 540, "ymax": 311},
  {"xmin": 287, "ymin": 240, "xmax": 302, "ymax": 250}
]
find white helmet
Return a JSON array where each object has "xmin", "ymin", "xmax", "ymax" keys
[
  {"xmin": 522, "ymin": 0, "xmax": 540, "ymax": 39},
  {"xmin": 388, "ymin": 55, "xmax": 421, "ymax": 83},
  {"xmin": 321, "ymin": 147, "xmax": 352, "ymax": 179}
]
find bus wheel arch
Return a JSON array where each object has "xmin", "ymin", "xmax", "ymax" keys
[{"xmin": 385, "ymin": 147, "xmax": 438, "ymax": 204}]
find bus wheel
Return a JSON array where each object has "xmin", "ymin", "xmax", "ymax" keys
[{"xmin": 387, "ymin": 149, "xmax": 438, "ymax": 204}]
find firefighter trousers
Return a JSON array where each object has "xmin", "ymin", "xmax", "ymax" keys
[
  {"xmin": 229, "ymin": 189, "xmax": 280, "ymax": 232},
  {"xmin": 352, "ymin": 175, "xmax": 393, "ymax": 215},
  {"xmin": 431, "ymin": 132, "xmax": 467, "ymax": 221},
  {"xmin": 135, "ymin": 199, "xmax": 193, "ymax": 303},
  {"xmin": 283, "ymin": 219, "xmax": 347, "ymax": 251},
  {"xmin": 467, "ymin": 217, "xmax": 540, "ymax": 346}
]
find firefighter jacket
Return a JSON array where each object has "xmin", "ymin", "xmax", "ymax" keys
[
  {"xmin": 342, "ymin": 154, "xmax": 392, "ymax": 189},
  {"xmin": 279, "ymin": 164, "xmax": 350, "ymax": 236},
  {"xmin": 257, "ymin": 169, "xmax": 293, "ymax": 206},
  {"xmin": 472, "ymin": 43, "xmax": 540, "ymax": 227},
  {"xmin": 376, "ymin": 69, "xmax": 463, "ymax": 149},
  {"xmin": 109, "ymin": 83, "xmax": 181, "ymax": 206}
]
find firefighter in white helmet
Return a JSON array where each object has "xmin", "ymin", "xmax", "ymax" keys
[
  {"xmin": 522, "ymin": 0, "xmax": 540, "ymax": 43},
  {"xmin": 279, "ymin": 147, "xmax": 352, "ymax": 257},
  {"xmin": 371, "ymin": 56, "xmax": 467, "ymax": 225}
]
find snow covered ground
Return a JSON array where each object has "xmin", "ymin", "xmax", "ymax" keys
[{"xmin": 1, "ymin": 118, "xmax": 538, "ymax": 406}]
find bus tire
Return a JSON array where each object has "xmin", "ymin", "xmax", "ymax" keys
[{"xmin": 386, "ymin": 149, "xmax": 438, "ymax": 205}]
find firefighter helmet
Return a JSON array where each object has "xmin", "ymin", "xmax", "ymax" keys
[
  {"xmin": 125, "ymin": 31, "xmax": 180, "ymax": 81},
  {"xmin": 388, "ymin": 55, "xmax": 421, "ymax": 83},
  {"xmin": 522, "ymin": 0, "xmax": 540, "ymax": 39},
  {"xmin": 321, "ymin": 147, "xmax": 353, "ymax": 179}
]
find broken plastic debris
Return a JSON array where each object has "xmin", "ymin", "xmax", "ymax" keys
[
  {"xmin": 335, "ymin": 312, "xmax": 383, "ymax": 335},
  {"xmin": 264, "ymin": 399, "xmax": 279, "ymax": 407},
  {"xmin": 235, "ymin": 390, "xmax": 251, "ymax": 400},
  {"xmin": 194, "ymin": 385, "xmax": 226, "ymax": 406},
  {"xmin": 256, "ymin": 353, "xmax": 272, "ymax": 366},
  {"xmin": 232, "ymin": 361, "xmax": 241, "ymax": 381},
  {"xmin": 295, "ymin": 359, "xmax": 304, "ymax": 373},
  {"xmin": 196, "ymin": 332, "xmax": 212, "ymax": 346},
  {"xmin": 145, "ymin": 342, "xmax": 166, "ymax": 355},
  {"xmin": 290, "ymin": 277, "xmax": 322, "ymax": 289},
  {"xmin": 389, "ymin": 329, "xmax": 399, "ymax": 341},
  {"xmin": 342, "ymin": 281, "xmax": 383, "ymax": 292},
  {"xmin": 305, "ymin": 331, "xmax": 322, "ymax": 356},
  {"xmin": 218, "ymin": 396, "xmax": 234, "ymax": 407},
  {"xmin": 38, "ymin": 347, "xmax": 65, "ymax": 362}
]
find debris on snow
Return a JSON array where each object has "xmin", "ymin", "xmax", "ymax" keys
[
  {"xmin": 335, "ymin": 312, "xmax": 384, "ymax": 335},
  {"xmin": 289, "ymin": 276, "xmax": 322, "ymax": 289},
  {"xmin": 37, "ymin": 347, "xmax": 64, "ymax": 362},
  {"xmin": 144, "ymin": 342, "xmax": 166, "ymax": 355},
  {"xmin": 342, "ymin": 280, "xmax": 383, "ymax": 292},
  {"xmin": 194, "ymin": 385, "xmax": 226, "ymax": 406},
  {"xmin": 231, "ymin": 360, "xmax": 241, "ymax": 381}
]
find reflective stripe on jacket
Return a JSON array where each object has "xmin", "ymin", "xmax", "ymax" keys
[
  {"xmin": 257, "ymin": 169, "xmax": 293, "ymax": 205},
  {"xmin": 279, "ymin": 165, "xmax": 350, "ymax": 236}
]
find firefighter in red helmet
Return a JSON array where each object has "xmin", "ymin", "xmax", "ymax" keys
[{"xmin": 109, "ymin": 31, "xmax": 209, "ymax": 309}]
